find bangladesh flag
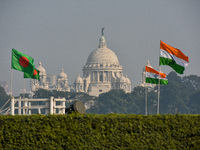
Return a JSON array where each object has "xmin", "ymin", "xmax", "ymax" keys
[
  {"xmin": 24, "ymin": 68, "xmax": 40, "ymax": 80},
  {"xmin": 11, "ymin": 49, "xmax": 35, "ymax": 75}
]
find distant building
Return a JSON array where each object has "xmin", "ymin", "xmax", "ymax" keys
[
  {"xmin": 56, "ymin": 69, "xmax": 70, "ymax": 92},
  {"xmin": 74, "ymin": 31, "xmax": 131, "ymax": 96},
  {"xmin": 31, "ymin": 62, "xmax": 70, "ymax": 92},
  {"xmin": 30, "ymin": 30, "xmax": 131, "ymax": 97}
]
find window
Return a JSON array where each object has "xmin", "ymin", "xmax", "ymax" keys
[{"xmin": 99, "ymin": 75, "xmax": 103, "ymax": 82}]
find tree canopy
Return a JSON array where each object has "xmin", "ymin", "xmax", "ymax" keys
[{"xmin": 0, "ymin": 71, "xmax": 200, "ymax": 115}]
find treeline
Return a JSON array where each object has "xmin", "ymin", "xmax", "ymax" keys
[
  {"xmin": 0, "ymin": 71, "xmax": 200, "ymax": 114},
  {"xmin": 89, "ymin": 71, "xmax": 200, "ymax": 114}
]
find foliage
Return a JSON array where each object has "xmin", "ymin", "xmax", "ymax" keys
[
  {"xmin": 182, "ymin": 75, "xmax": 200, "ymax": 92},
  {"xmin": 24, "ymin": 72, "xmax": 200, "ymax": 115},
  {"xmin": 160, "ymin": 79, "xmax": 189, "ymax": 114},
  {"xmin": 88, "ymin": 90, "xmax": 127, "ymax": 114},
  {"xmin": 188, "ymin": 90, "xmax": 200, "ymax": 114},
  {"xmin": 0, "ymin": 114, "xmax": 200, "ymax": 149},
  {"xmin": 88, "ymin": 72, "xmax": 200, "ymax": 115},
  {"xmin": 33, "ymin": 89, "xmax": 53, "ymax": 98}
]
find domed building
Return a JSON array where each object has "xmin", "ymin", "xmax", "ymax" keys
[
  {"xmin": 57, "ymin": 69, "xmax": 70, "ymax": 92},
  {"xmin": 74, "ymin": 31, "xmax": 131, "ymax": 96},
  {"xmin": 31, "ymin": 63, "xmax": 70, "ymax": 92},
  {"xmin": 31, "ymin": 62, "xmax": 49, "ymax": 91}
]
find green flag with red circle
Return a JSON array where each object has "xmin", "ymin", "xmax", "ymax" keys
[
  {"xmin": 11, "ymin": 49, "xmax": 35, "ymax": 75},
  {"xmin": 24, "ymin": 68, "xmax": 40, "ymax": 80}
]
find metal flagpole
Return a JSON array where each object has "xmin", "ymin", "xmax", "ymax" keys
[
  {"xmin": 23, "ymin": 79, "xmax": 25, "ymax": 98},
  {"xmin": 10, "ymin": 69, "xmax": 13, "ymax": 96},
  {"xmin": 157, "ymin": 66, "xmax": 161, "ymax": 114},
  {"xmin": 145, "ymin": 85, "xmax": 147, "ymax": 115},
  {"xmin": 157, "ymin": 40, "xmax": 161, "ymax": 114}
]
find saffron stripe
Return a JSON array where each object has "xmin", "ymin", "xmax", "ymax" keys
[
  {"xmin": 146, "ymin": 72, "xmax": 168, "ymax": 80},
  {"xmin": 145, "ymin": 66, "xmax": 166, "ymax": 78},
  {"xmin": 160, "ymin": 41, "xmax": 189, "ymax": 62}
]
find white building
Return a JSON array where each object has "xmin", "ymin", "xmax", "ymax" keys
[
  {"xmin": 74, "ymin": 31, "xmax": 131, "ymax": 97},
  {"xmin": 57, "ymin": 69, "xmax": 70, "ymax": 92},
  {"xmin": 31, "ymin": 63, "xmax": 70, "ymax": 92},
  {"xmin": 30, "ymin": 31, "xmax": 131, "ymax": 97}
]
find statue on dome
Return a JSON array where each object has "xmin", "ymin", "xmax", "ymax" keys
[{"xmin": 101, "ymin": 27, "xmax": 105, "ymax": 36}]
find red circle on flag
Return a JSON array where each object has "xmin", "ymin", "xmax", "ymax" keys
[
  {"xmin": 33, "ymin": 69, "xmax": 37, "ymax": 76},
  {"xmin": 19, "ymin": 56, "xmax": 29, "ymax": 67}
]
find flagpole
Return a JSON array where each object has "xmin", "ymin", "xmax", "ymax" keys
[
  {"xmin": 23, "ymin": 79, "xmax": 25, "ymax": 98},
  {"xmin": 145, "ymin": 84, "xmax": 147, "ymax": 115},
  {"xmin": 157, "ymin": 40, "xmax": 161, "ymax": 114},
  {"xmin": 10, "ymin": 69, "xmax": 13, "ymax": 96},
  {"xmin": 157, "ymin": 66, "xmax": 161, "ymax": 114}
]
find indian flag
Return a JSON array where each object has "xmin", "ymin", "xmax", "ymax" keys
[
  {"xmin": 160, "ymin": 41, "xmax": 189, "ymax": 74},
  {"xmin": 145, "ymin": 66, "xmax": 168, "ymax": 85}
]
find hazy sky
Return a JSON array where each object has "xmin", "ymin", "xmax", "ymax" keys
[{"xmin": 0, "ymin": 0, "xmax": 200, "ymax": 96}]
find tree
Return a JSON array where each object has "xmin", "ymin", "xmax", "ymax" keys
[
  {"xmin": 160, "ymin": 74, "xmax": 189, "ymax": 114},
  {"xmin": 88, "ymin": 89, "xmax": 141, "ymax": 114},
  {"xmin": 33, "ymin": 89, "xmax": 52, "ymax": 98},
  {"xmin": 130, "ymin": 86, "xmax": 145, "ymax": 114},
  {"xmin": 147, "ymin": 90, "xmax": 157, "ymax": 115},
  {"xmin": 52, "ymin": 90, "xmax": 69, "ymax": 99},
  {"xmin": 188, "ymin": 90, "xmax": 200, "ymax": 114},
  {"xmin": 98, "ymin": 89, "xmax": 127, "ymax": 114},
  {"xmin": 182, "ymin": 75, "xmax": 200, "ymax": 92}
]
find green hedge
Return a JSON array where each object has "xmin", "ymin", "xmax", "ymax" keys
[{"xmin": 0, "ymin": 114, "xmax": 200, "ymax": 149}]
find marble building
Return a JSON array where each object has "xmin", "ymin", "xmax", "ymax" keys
[
  {"xmin": 31, "ymin": 62, "xmax": 70, "ymax": 92},
  {"xmin": 30, "ymin": 30, "xmax": 131, "ymax": 97},
  {"xmin": 74, "ymin": 30, "xmax": 131, "ymax": 96}
]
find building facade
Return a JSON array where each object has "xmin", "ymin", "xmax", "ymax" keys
[
  {"xmin": 30, "ymin": 31, "xmax": 131, "ymax": 97},
  {"xmin": 74, "ymin": 33, "xmax": 131, "ymax": 97},
  {"xmin": 31, "ymin": 62, "xmax": 70, "ymax": 92}
]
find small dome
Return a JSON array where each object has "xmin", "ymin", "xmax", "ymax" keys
[
  {"xmin": 75, "ymin": 74, "xmax": 83, "ymax": 83},
  {"xmin": 126, "ymin": 75, "xmax": 131, "ymax": 84},
  {"xmin": 120, "ymin": 75, "xmax": 126, "ymax": 82},
  {"xmin": 37, "ymin": 62, "xmax": 46, "ymax": 75},
  {"xmin": 58, "ymin": 69, "xmax": 67, "ymax": 79}
]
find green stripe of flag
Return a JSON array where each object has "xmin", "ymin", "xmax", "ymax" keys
[
  {"xmin": 160, "ymin": 57, "xmax": 185, "ymax": 74},
  {"xmin": 146, "ymin": 77, "xmax": 168, "ymax": 85}
]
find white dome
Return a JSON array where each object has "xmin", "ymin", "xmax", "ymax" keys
[
  {"xmin": 58, "ymin": 69, "xmax": 67, "ymax": 79},
  {"xmin": 87, "ymin": 48, "xmax": 119, "ymax": 65},
  {"xmin": 86, "ymin": 36, "xmax": 119, "ymax": 65},
  {"xmin": 75, "ymin": 74, "xmax": 83, "ymax": 83},
  {"xmin": 37, "ymin": 62, "xmax": 46, "ymax": 75}
]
